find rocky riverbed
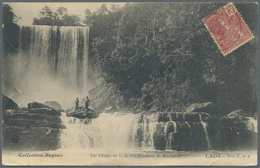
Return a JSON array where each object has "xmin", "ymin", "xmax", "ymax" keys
[
  {"xmin": 3, "ymin": 95, "xmax": 66, "ymax": 150},
  {"xmin": 2, "ymin": 94, "xmax": 257, "ymax": 152}
]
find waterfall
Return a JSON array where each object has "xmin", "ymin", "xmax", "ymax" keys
[
  {"xmin": 59, "ymin": 113, "xmax": 101, "ymax": 149},
  {"xmin": 60, "ymin": 112, "xmax": 138, "ymax": 150},
  {"xmin": 168, "ymin": 113, "xmax": 178, "ymax": 133},
  {"xmin": 185, "ymin": 121, "xmax": 192, "ymax": 139},
  {"xmin": 59, "ymin": 112, "xmax": 212, "ymax": 151},
  {"xmin": 199, "ymin": 114, "xmax": 210, "ymax": 149},
  {"xmin": 14, "ymin": 25, "xmax": 89, "ymax": 108}
]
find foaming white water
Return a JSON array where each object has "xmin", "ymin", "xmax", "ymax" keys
[
  {"xmin": 60, "ymin": 119, "xmax": 101, "ymax": 149},
  {"xmin": 93, "ymin": 113, "xmax": 137, "ymax": 149},
  {"xmin": 59, "ymin": 112, "xmax": 212, "ymax": 151},
  {"xmin": 59, "ymin": 112, "xmax": 139, "ymax": 150}
]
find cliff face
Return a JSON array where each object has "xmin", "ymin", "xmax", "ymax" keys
[{"xmin": 88, "ymin": 81, "xmax": 125, "ymax": 112}]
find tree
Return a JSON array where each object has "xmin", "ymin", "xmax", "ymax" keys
[
  {"xmin": 33, "ymin": 6, "xmax": 54, "ymax": 25},
  {"xmin": 62, "ymin": 14, "xmax": 81, "ymax": 26},
  {"xmin": 3, "ymin": 4, "xmax": 19, "ymax": 25},
  {"xmin": 111, "ymin": 4, "xmax": 120, "ymax": 11},
  {"xmin": 2, "ymin": 4, "xmax": 19, "ymax": 53},
  {"xmin": 85, "ymin": 9, "xmax": 91, "ymax": 18},
  {"xmin": 98, "ymin": 4, "xmax": 108, "ymax": 15},
  {"xmin": 33, "ymin": 6, "xmax": 81, "ymax": 26},
  {"xmin": 40, "ymin": 6, "xmax": 53, "ymax": 18},
  {"xmin": 57, "ymin": 7, "xmax": 68, "ymax": 17}
]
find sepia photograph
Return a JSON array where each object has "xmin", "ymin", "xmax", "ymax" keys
[{"xmin": 1, "ymin": 2, "xmax": 258, "ymax": 166}]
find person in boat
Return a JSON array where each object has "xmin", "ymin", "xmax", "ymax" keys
[
  {"xmin": 75, "ymin": 98, "xmax": 79, "ymax": 110},
  {"xmin": 85, "ymin": 96, "xmax": 89, "ymax": 110}
]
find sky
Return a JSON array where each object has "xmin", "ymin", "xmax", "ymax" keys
[{"xmin": 5, "ymin": 2, "xmax": 125, "ymax": 25}]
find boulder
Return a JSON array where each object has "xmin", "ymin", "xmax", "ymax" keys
[
  {"xmin": 186, "ymin": 102, "xmax": 213, "ymax": 113},
  {"xmin": 66, "ymin": 107, "xmax": 99, "ymax": 119},
  {"xmin": 28, "ymin": 102, "xmax": 51, "ymax": 109},
  {"xmin": 217, "ymin": 110, "xmax": 257, "ymax": 150},
  {"xmin": 3, "ymin": 105, "xmax": 65, "ymax": 151},
  {"xmin": 226, "ymin": 109, "xmax": 246, "ymax": 120},
  {"xmin": 2, "ymin": 94, "xmax": 18, "ymax": 111},
  {"xmin": 44, "ymin": 101, "xmax": 62, "ymax": 110}
]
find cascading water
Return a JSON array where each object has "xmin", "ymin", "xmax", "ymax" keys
[
  {"xmin": 199, "ymin": 114, "xmax": 210, "ymax": 150},
  {"xmin": 13, "ymin": 25, "xmax": 89, "ymax": 108},
  {"xmin": 59, "ymin": 112, "xmax": 212, "ymax": 151},
  {"xmin": 185, "ymin": 121, "xmax": 192, "ymax": 141},
  {"xmin": 60, "ymin": 112, "xmax": 139, "ymax": 150}
]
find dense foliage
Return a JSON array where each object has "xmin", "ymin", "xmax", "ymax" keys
[
  {"xmin": 84, "ymin": 3, "xmax": 257, "ymax": 116},
  {"xmin": 2, "ymin": 4, "xmax": 19, "ymax": 54},
  {"xmin": 32, "ymin": 6, "xmax": 82, "ymax": 26}
]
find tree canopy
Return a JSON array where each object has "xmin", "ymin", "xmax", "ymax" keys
[
  {"xmin": 33, "ymin": 6, "xmax": 82, "ymax": 26},
  {"xmin": 2, "ymin": 4, "xmax": 19, "ymax": 53}
]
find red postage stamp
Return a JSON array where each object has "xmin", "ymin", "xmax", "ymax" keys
[{"xmin": 203, "ymin": 3, "xmax": 254, "ymax": 56}]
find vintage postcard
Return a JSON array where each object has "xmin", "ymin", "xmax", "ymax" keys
[{"xmin": 2, "ymin": 2, "xmax": 258, "ymax": 166}]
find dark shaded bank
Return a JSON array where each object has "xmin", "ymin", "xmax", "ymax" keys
[{"xmin": 2, "ymin": 95, "xmax": 66, "ymax": 150}]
